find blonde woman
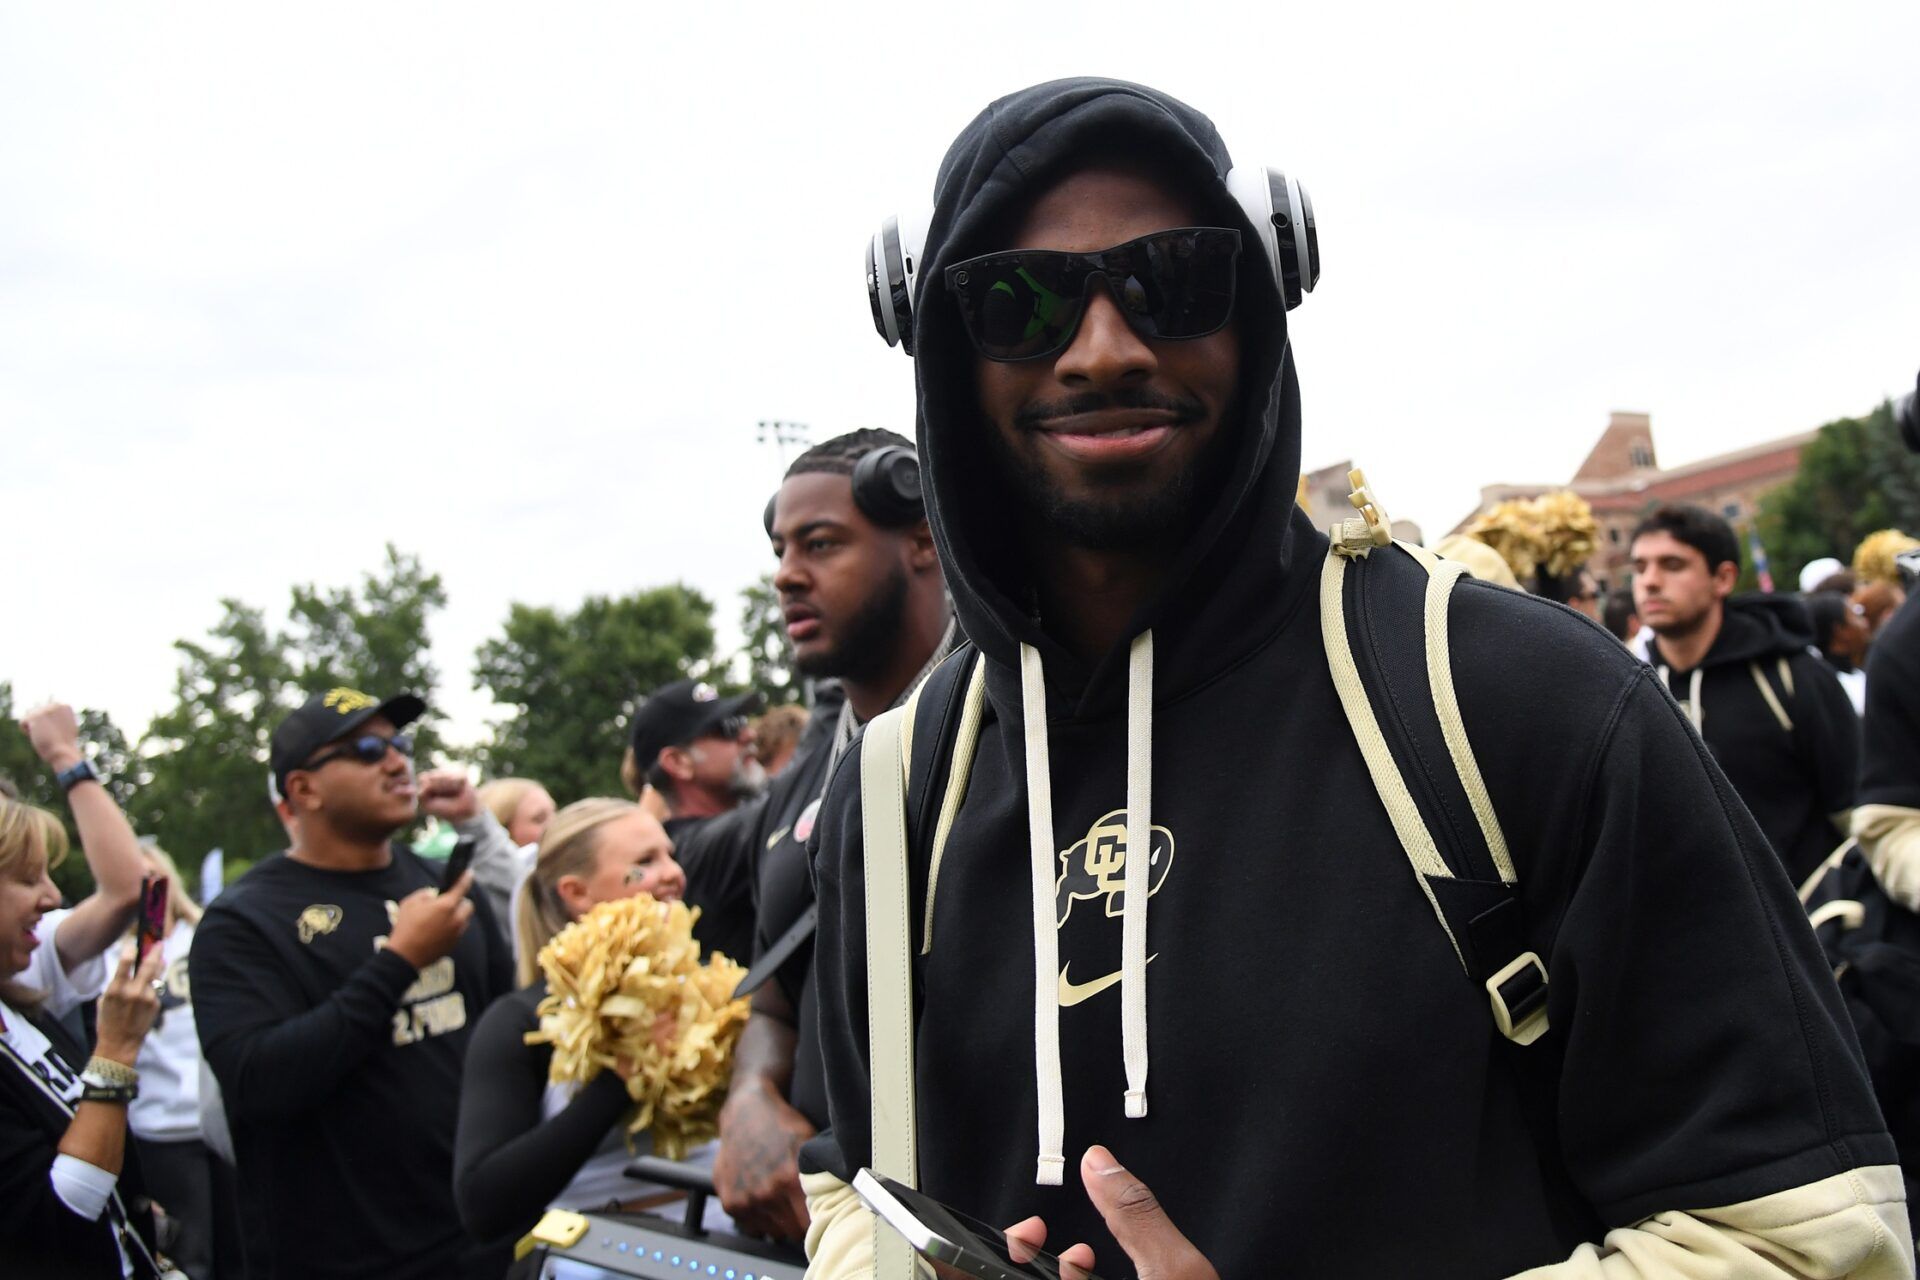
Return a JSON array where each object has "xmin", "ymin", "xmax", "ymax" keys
[
  {"xmin": 453, "ymin": 798, "xmax": 688, "ymax": 1246},
  {"xmin": 477, "ymin": 778, "xmax": 556, "ymax": 850},
  {"xmin": 0, "ymin": 794, "xmax": 168, "ymax": 1279}
]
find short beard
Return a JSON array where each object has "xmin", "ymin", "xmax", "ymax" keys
[
  {"xmin": 992, "ymin": 387, "xmax": 1218, "ymax": 552},
  {"xmin": 729, "ymin": 757, "xmax": 769, "ymax": 801},
  {"xmin": 1646, "ymin": 600, "xmax": 1713, "ymax": 640},
  {"xmin": 794, "ymin": 561, "xmax": 910, "ymax": 683}
]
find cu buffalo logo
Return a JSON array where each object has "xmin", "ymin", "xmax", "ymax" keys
[
  {"xmin": 1055, "ymin": 809, "xmax": 1175, "ymax": 926},
  {"xmin": 297, "ymin": 904, "xmax": 344, "ymax": 944}
]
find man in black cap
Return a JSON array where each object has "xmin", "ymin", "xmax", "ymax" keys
[
  {"xmin": 622, "ymin": 678, "xmax": 766, "ymax": 965},
  {"xmin": 191, "ymin": 688, "xmax": 512, "ymax": 1280}
]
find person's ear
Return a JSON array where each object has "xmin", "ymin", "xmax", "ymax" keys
[
  {"xmin": 285, "ymin": 773, "xmax": 323, "ymax": 813},
  {"xmin": 658, "ymin": 746, "xmax": 695, "ymax": 785},
  {"xmin": 554, "ymin": 873, "xmax": 594, "ymax": 919},
  {"xmin": 907, "ymin": 518, "xmax": 939, "ymax": 573},
  {"xmin": 1712, "ymin": 560, "xmax": 1739, "ymax": 598}
]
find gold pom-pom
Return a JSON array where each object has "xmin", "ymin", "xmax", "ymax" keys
[
  {"xmin": 524, "ymin": 895, "xmax": 750, "ymax": 1160},
  {"xmin": 1465, "ymin": 490, "xmax": 1597, "ymax": 585},
  {"xmin": 1853, "ymin": 529, "xmax": 1920, "ymax": 587}
]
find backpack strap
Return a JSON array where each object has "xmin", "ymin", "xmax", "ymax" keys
[
  {"xmin": 859, "ymin": 648, "xmax": 986, "ymax": 1279},
  {"xmin": 1750, "ymin": 660, "xmax": 1794, "ymax": 733},
  {"xmin": 858, "ymin": 702, "xmax": 920, "ymax": 1279},
  {"xmin": 1322, "ymin": 471, "xmax": 1548, "ymax": 1046}
]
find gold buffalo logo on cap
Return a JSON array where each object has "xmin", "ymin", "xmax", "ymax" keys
[
  {"xmin": 322, "ymin": 688, "xmax": 379, "ymax": 715},
  {"xmin": 297, "ymin": 904, "xmax": 344, "ymax": 943}
]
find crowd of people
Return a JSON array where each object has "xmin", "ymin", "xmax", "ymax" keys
[{"xmin": 6, "ymin": 74, "xmax": 1920, "ymax": 1280}]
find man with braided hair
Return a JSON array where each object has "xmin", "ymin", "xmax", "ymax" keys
[{"xmin": 708, "ymin": 428, "xmax": 956, "ymax": 1243}]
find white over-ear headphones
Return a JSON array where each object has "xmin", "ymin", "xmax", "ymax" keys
[{"xmin": 865, "ymin": 166, "xmax": 1319, "ymax": 356}]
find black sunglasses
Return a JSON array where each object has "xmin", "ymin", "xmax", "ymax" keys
[
  {"xmin": 300, "ymin": 732, "xmax": 414, "ymax": 772},
  {"xmin": 701, "ymin": 715, "xmax": 750, "ymax": 742},
  {"xmin": 944, "ymin": 226, "xmax": 1241, "ymax": 362}
]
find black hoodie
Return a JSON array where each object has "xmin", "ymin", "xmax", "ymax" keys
[
  {"xmin": 802, "ymin": 79, "xmax": 1903, "ymax": 1276},
  {"xmin": 1650, "ymin": 594, "xmax": 1860, "ymax": 886}
]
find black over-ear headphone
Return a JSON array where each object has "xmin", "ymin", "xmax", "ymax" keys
[
  {"xmin": 865, "ymin": 164, "xmax": 1320, "ymax": 355},
  {"xmin": 764, "ymin": 444, "xmax": 925, "ymax": 535}
]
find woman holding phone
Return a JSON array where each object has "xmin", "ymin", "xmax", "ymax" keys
[
  {"xmin": 453, "ymin": 797, "xmax": 693, "ymax": 1248},
  {"xmin": 0, "ymin": 793, "xmax": 170, "ymax": 1278}
]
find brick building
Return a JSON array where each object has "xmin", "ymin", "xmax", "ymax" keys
[{"xmin": 1449, "ymin": 412, "xmax": 1813, "ymax": 587}]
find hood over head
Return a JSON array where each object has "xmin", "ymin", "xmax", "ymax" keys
[
  {"xmin": 909, "ymin": 77, "xmax": 1306, "ymax": 709},
  {"xmin": 895, "ymin": 75, "xmax": 1323, "ymax": 1190}
]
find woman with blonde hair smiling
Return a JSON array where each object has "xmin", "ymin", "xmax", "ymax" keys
[
  {"xmin": 453, "ymin": 797, "xmax": 692, "ymax": 1246},
  {"xmin": 0, "ymin": 794, "xmax": 168, "ymax": 1278}
]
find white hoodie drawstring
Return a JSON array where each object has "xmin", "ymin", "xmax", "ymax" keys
[
  {"xmin": 1020, "ymin": 633, "xmax": 1155, "ymax": 1187},
  {"xmin": 1019, "ymin": 643, "xmax": 1066, "ymax": 1186},
  {"xmin": 1659, "ymin": 664, "xmax": 1706, "ymax": 733},
  {"xmin": 1122, "ymin": 632, "xmax": 1153, "ymax": 1120}
]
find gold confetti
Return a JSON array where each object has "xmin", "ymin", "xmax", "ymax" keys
[{"xmin": 524, "ymin": 895, "xmax": 750, "ymax": 1160}]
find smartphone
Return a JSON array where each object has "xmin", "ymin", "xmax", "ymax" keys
[
  {"xmin": 443, "ymin": 837, "xmax": 476, "ymax": 891},
  {"xmin": 136, "ymin": 875, "xmax": 169, "ymax": 963},
  {"xmin": 852, "ymin": 1169, "xmax": 1103, "ymax": 1280}
]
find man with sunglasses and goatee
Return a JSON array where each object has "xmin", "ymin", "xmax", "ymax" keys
[
  {"xmin": 799, "ymin": 79, "xmax": 1909, "ymax": 1278},
  {"xmin": 192, "ymin": 688, "xmax": 511, "ymax": 1280}
]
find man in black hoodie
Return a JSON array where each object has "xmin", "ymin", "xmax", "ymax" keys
[
  {"xmin": 799, "ymin": 79, "xmax": 1908, "ymax": 1278},
  {"xmin": 1630, "ymin": 504, "xmax": 1860, "ymax": 886}
]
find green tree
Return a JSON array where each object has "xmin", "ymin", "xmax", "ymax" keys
[
  {"xmin": 1754, "ymin": 401, "xmax": 1920, "ymax": 591},
  {"xmin": 474, "ymin": 585, "xmax": 719, "ymax": 804},
  {"xmin": 0, "ymin": 683, "xmax": 135, "ymax": 901},
  {"xmin": 128, "ymin": 546, "xmax": 446, "ymax": 877},
  {"xmin": 289, "ymin": 546, "xmax": 448, "ymax": 758},
  {"xmin": 737, "ymin": 573, "xmax": 801, "ymax": 708}
]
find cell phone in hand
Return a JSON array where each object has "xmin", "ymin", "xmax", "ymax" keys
[
  {"xmin": 136, "ymin": 875, "xmax": 169, "ymax": 963},
  {"xmin": 852, "ymin": 1169, "xmax": 1102, "ymax": 1280},
  {"xmin": 443, "ymin": 837, "xmax": 476, "ymax": 891}
]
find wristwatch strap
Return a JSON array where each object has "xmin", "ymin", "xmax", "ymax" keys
[
  {"xmin": 85, "ymin": 1056, "xmax": 139, "ymax": 1088},
  {"xmin": 56, "ymin": 758, "xmax": 100, "ymax": 792}
]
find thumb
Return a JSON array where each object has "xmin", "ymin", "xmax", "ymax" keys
[{"xmin": 1080, "ymin": 1146, "xmax": 1216, "ymax": 1280}]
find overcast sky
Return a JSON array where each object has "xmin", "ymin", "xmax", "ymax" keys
[{"xmin": 4, "ymin": 2, "xmax": 1917, "ymax": 750}]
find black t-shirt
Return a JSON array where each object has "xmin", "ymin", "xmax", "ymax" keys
[
  {"xmin": 666, "ymin": 806, "xmax": 761, "ymax": 968},
  {"xmin": 746, "ymin": 731, "xmax": 838, "ymax": 1129},
  {"xmin": 191, "ymin": 846, "xmax": 512, "ymax": 1280},
  {"xmin": 1861, "ymin": 595, "xmax": 1920, "ymax": 811}
]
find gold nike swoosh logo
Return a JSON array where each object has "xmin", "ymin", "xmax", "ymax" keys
[{"xmin": 1057, "ymin": 954, "xmax": 1158, "ymax": 1007}]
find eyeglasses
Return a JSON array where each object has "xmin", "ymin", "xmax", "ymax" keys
[
  {"xmin": 702, "ymin": 715, "xmax": 750, "ymax": 742},
  {"xmin": 300, "ymin": 733, "xmax": 413, "ymax": 772},
  {"xmin": 944, "ymin": 227, "xmax": 1241, "ymax": 362}
]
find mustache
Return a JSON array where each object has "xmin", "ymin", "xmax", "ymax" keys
[{"xmin": 1015, "ymin": 387, "xmax": 1205, "ymax": 431}]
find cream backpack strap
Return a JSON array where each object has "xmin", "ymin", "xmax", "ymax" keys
[
  {"xmin": 859, "ymin": 702, "xmax": 923, "ymax": 1278},
  {"xmin": 1322, "ymin": 499, "xmax": 1549, "ymax": 1046}
]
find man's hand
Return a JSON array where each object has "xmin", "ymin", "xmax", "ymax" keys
[
  {"xmin": 20, "ymin": 701, "xmax": 85, "ymax": 773},
  {"xmin": 714, "ymin": 1081, "xmax": 815, "ymax": 1241},
  {"xmin": 1005, "ymin": 1146, "xmax": 1219, "ymax": 1280},
  {"xmin": 386, "ymin": 871, "xmax": 474, "ymax": 969},
  {"xmin": 417, "ymin": 768, "xmax": 481, "ymax": 824}
]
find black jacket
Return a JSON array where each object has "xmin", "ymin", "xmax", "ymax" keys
[
  {"xmin": 1651, "ymin": 594, "xmax": 1860, "ymax": 884},
  {"xmin": 0, "ymin": 1005, "xmax": 158, "ymax": 1279},
  {"xmin": 800, "ymin": 77, "xmax": 1900, "ymax": 1276}
]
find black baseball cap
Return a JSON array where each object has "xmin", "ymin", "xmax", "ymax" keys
[
  {"xmin": 628, "ymin": 679, "xmax": 759, "ymax": 771},
  {"xmin": 270, "ymin": 687, "xmax": 426, "ymax": 793}
]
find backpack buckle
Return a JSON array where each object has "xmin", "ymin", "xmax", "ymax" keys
[
  {"xmin": 1486, "ymin": 951, "xmax": 1550, "ymax": 1045},
  {"xmin": 1331, "ymin": 467, "xmax": 1395, "ymax": 559}
]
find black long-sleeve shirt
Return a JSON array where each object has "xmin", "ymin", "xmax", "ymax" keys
[
  {"xmin": 191, "ymin": 846, "xmax": 510, "ymax": 1280},
  {"xmin": 452, "ymin": 980, "xmax": 633, "ymax": 1245}
]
